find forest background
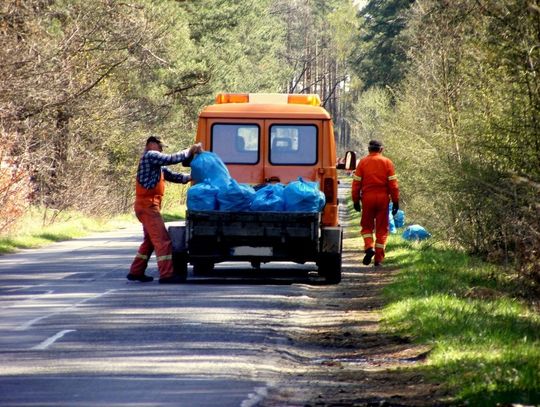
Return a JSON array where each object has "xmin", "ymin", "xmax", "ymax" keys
[{"xmin": 1, "ymin": 0, "xmax": 539, "ymax": 294}]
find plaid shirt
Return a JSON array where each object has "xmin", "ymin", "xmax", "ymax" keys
[{"xmin": 136, "ymin": 148, "xmax": 191, "ymax": 189}]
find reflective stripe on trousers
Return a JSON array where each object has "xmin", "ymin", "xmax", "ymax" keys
[
  {"xmin": 360, "ymin": 191, "xmax": 390, "ymax": 263},
  {"xmin": 129, "ymin": 205, "xmax": 174, "ymax": 279}
]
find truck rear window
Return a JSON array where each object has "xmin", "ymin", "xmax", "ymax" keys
[
  {"xmin": 211, "ymin": 124, "xmax": 259, "ymax": 164},
  {"xmin": 269, "ymin": 124, "xmax": 317, "ymax": 165}
]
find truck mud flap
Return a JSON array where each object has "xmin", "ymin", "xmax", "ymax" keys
[
  {"xmin": 320, "ymin": 226, "xmax": 342, "ymax": 254},
  {"xmin": 168, "ymin": 225, "xmax": 187, "ymax": 253}
]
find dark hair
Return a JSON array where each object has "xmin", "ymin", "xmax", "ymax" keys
[{"xmin": 368, "ymin": 139, "xmax": 383, "ymax": 152}]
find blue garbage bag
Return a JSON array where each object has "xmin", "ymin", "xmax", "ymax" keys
[
  {"xmin": 402, "ymin": 224, "xmax": 431, "ymax": 241},
  {"xmin": 190, "ymin": 151, "xmax": 231, "ymax": 188},
  {"xmin": 389, "ymin": 206, "xmax": 397, "ymax": 234},
  {"xmin": 283, "ymin": 177, "xmax": 326, "ymax": 212},
  {"xmin": 251, "ymin": 183, "xmax": 285, "ymax": 211},
  {"xmin": 394, "ymin": 209, "xmax": 405, "ymax": 228},
  {"xmin": 187, "ymin": 179, "xmax": 219, "ymax": 211},
  {"xmin": 217, "ymin": 179, "xmax": 256, "ymax": 211}
]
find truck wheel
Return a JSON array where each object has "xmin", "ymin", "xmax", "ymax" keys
[
  {"xmin": 192, "ymin": 261, "xmax": 214, "ymax": 275},
  {"xmin": 318, "ymin": 253, "xmax": 342, "ymax": 284},
  {"xmin": 172, "ymin": 252, "xmax": 188, "ymax": 282}
]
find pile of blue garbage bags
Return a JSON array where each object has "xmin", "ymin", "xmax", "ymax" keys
[{"xmin": 187, "ymin": 152, "xmax": 325, "ymax": 212}]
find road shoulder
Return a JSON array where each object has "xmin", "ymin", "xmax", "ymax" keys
[{"xmin": 260, "ymin": 251, "xmax": 449, "ymax": 407}]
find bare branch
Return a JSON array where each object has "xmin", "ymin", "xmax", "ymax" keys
[{"xmin": 19, "ymin": 57, "xmax": 128, "ymax": 120}]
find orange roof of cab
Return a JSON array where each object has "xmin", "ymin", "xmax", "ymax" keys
[{"xmin": 199, "ymin": 102, "xmax": 331, "ymax": 120}]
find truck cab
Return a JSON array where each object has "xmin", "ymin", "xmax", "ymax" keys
[
  {"xmin": 170, "ymin": 93, "xmax": 355, "ymax": 283},
  {"xmin": 196, "ymin": 93, "xmax": 340, "ymax": 227}
]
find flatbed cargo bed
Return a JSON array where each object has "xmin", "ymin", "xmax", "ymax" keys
[{"xmin": 186, "ymin": 210, "xmax": 320, "ymax": 262}]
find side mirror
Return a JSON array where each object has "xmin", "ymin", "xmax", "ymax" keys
[{"xmin": 337, "ymin": 151, "xmax": 356, "ymax": 170}]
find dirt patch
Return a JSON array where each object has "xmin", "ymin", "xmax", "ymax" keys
[{"xmin": 260, "ymin": 256, "xmax": 451, "ymax": 407}]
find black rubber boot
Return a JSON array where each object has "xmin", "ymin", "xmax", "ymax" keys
[
  {"xmin": 126, "ymin": 273, "xmax": 154, "ymax": 283},
  {"xmin": 362, "ymin": 248, "xmax": 375, "ymax": 265}
]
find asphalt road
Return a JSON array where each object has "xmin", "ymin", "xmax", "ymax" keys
[{"xmin": 0, "ymin": 224, "xmax": 331, "ymax": 407}]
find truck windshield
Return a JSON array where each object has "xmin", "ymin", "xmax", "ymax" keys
[
  {"xmin": 269, "ymin": 124, "xmax": 317, "ymax": 165},
  {"xmin": 211, "ymin": 124, "xmax": 259, "ymax": 164}
]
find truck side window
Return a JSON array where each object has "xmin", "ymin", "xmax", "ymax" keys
[
  {"xmin": 211, "ymin": 124, "xmax": 259, "ymax": 164},
  {"xmin": 269, "ymin": 124, "xmax": 317, "ymax": 165}
]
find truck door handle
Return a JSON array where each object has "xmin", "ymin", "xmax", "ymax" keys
[{"xmin": 264, "ymin": 176, "xmax": 281, "ymax": 183}]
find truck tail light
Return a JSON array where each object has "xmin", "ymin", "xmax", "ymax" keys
[{"xmin": 323, "ymin": 178, "xmax": 335, "ymax": 204}]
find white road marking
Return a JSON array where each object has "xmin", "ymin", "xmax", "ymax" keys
[
  {"xmin": 15, "ymin": 313, "xmax": 59, "ymax": 331},
  {"xmin": 31, "ymin": 329, "xmax": 76, "ymax": 350},
  {"xmin": 77, "ymin": 289, "xmax": 115, "ymax": 305},
  {"xmin": 14, "ymin": 289, "xmax": 116, "ymax": 331}
]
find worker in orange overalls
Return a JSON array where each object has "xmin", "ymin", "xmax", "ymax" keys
[
  {"xmin": 351, "ymin": 139, "xmax": 399, "ymax": 267},
  {"xmin": 127, "ymin": 136, "xmax": 202, "ymax": 284}
]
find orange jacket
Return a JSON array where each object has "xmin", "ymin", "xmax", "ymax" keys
[
  {"xmin": 351, "ymin": 152, "xmax": 399, "ymax": 203},
  {"xmin": 135, "ymin": 172, "xmax": 165, "ymax": 210}
]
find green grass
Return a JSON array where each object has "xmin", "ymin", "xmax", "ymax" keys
[
  {"xmin": 0, "ymin": 183, "xmax": 189, "ymax": 254},
  {"xmin": 382, "ymin": 237, "xmax": 540, "ymax": 406},
  {"xmin": 0, "ymin": 207, "xmax": 140, "ymax": 254},
  {"xmin": 341, "ymin": 191, "xmax": 539, "ymax": 405}
]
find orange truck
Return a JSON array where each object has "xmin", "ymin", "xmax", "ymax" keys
[{"xmin": 169, "ymin": 93, "xmax": 356, "ymax": 283}]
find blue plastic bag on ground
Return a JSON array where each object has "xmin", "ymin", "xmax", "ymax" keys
[
  {"xmin": 250, "ymin": 183, "xmax": 285, "ymax": 211},
  {"xmin": 187, "ymin": 179, "xmax": 219, "ymax": 211},
  {"xmin": 217, "ymin": 179, "xmax": 256, "ymax": 211},
  {"xmin": 394, "ymin": 209, "xmax": 405, "ymax": 228},
  {"xmin": 283, "ymin": 177, "xmax": 325, "ymax": 212},
  {"xmin": 402, "ymin": 224, "xmax": 431, "ymax": 241},
  {"xmin": 190, "ymin": 151, "xmax": 231, "ymax": 188}
]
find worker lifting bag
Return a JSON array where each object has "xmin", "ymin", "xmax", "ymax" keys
[
  {"xmin": 187, "ymin": 178, "xmax": 219, "ymax": 211},
  {"xmin": 190, "ymin": 151, "xmax": 231, "ymax": 188},
  {"xmin": 283, "ymin": 177, "xmax": 326, "ymax": 212}
]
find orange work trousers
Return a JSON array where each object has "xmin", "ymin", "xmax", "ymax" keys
[
  {"xmin": 360, "ymin": 191, "xmax": 390, "ymax": 264},
  {"xmin": 129, "ymin": 205, "xmax": 174, "ymax": 279}
]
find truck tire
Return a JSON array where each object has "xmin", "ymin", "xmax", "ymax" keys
[
  {"xmin": 172, "ymin": 252, "xmax": 188, "ymax": 282},
  {"xmin": 192, "ymin": 261, "xmax": 214, "ymax": 275},
  {"xmin": 317, "ymin": 253, "xmax": 342, "ymax": 284}
]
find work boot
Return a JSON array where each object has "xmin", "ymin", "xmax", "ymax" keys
[
  {"xmin": 159, "ymin": 275, "xmax": 186, "ymax": 284},
  {"xmin": 362, "ymin": 248, "xmax": 375, "ymax": 265},
  {"xmin": 374, "ymin": 261, "xmax": 382, "ymax": 267},
  {"xmin": 126, "ymin": 273, "xmax": 154, "ymax": 283}
]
